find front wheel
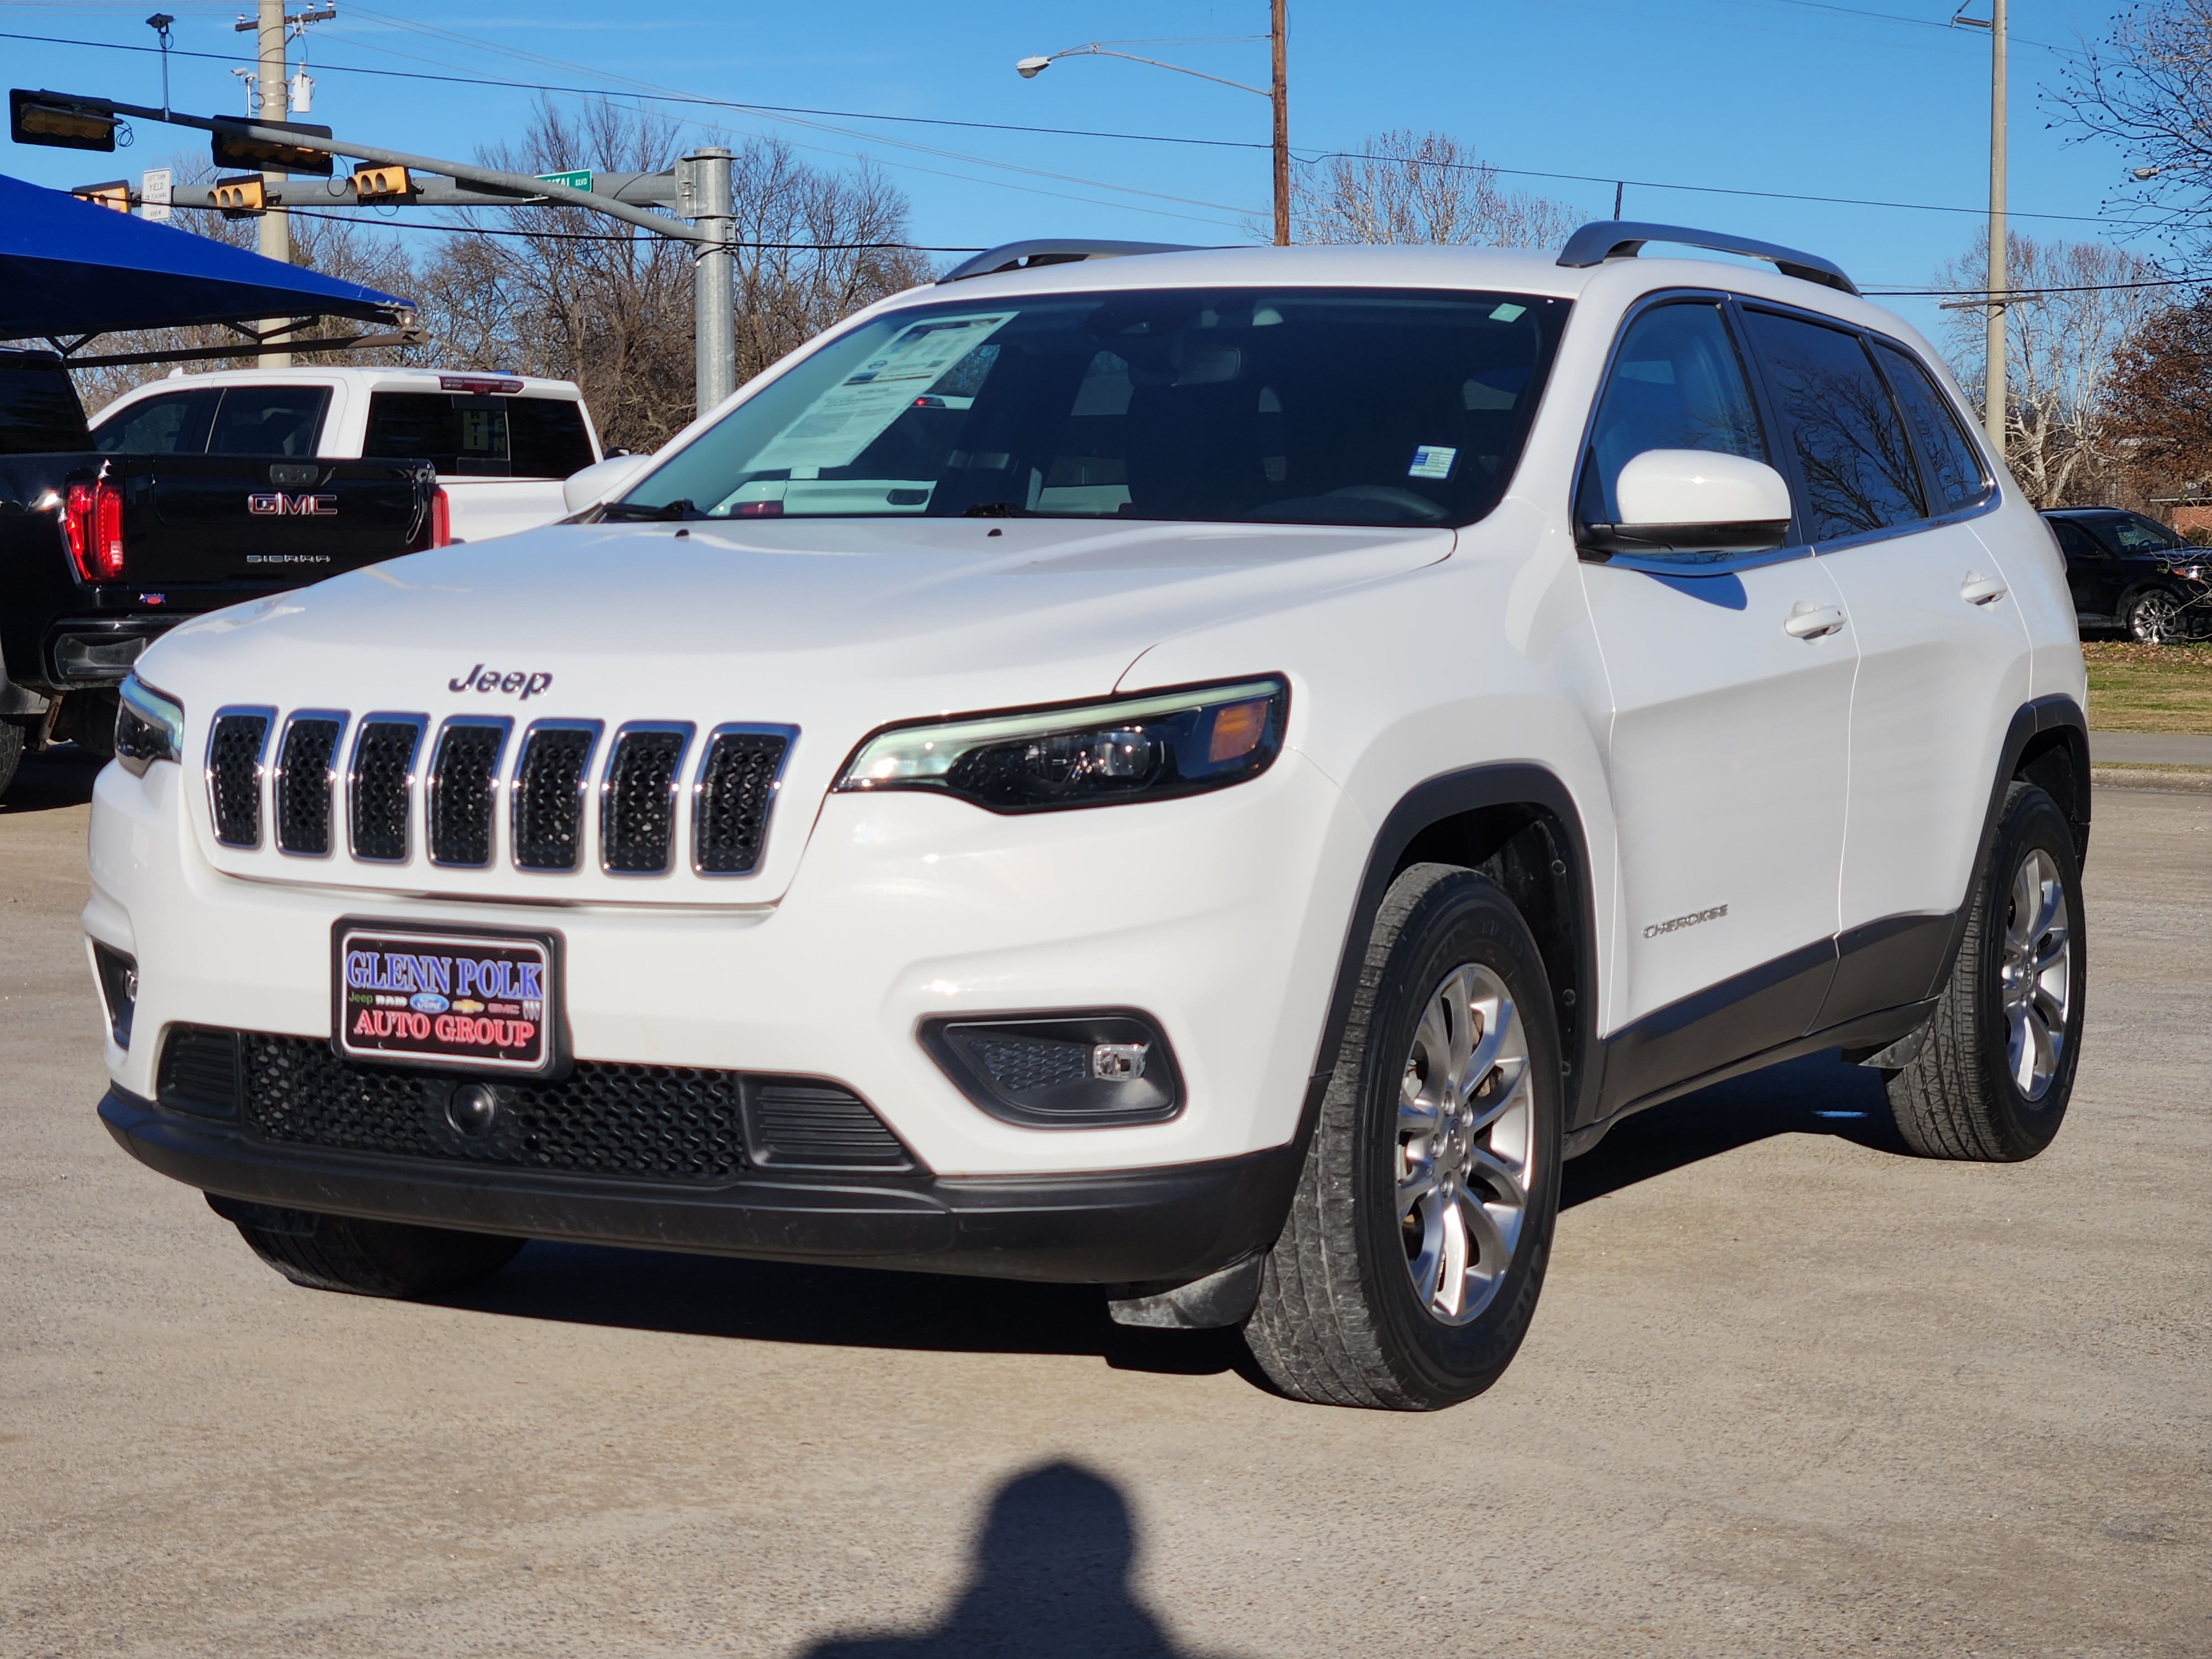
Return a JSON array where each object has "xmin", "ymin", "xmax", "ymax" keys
[
  {"xmin": 2123, "ymin": 587, "xmax": 2188, "ymax": 644},
  {"xmin": 1885, "ymin": 782, "xmax": 2085, "ymax": 1161},
  {"xmin": 1243, "ymin": 863, "xmax": 1563, "ymax": 1410}
]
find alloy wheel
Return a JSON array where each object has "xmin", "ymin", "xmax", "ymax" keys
[
  {"xmin": 2000, "ymin": 846, "xmax": 2073, "ymax": 1102},
  {"xmin": 2129, "ymin": 591, "xmax": 2184, "ymax": 643},
  {"xmin": 1395, "ymin": 963, "xmax": 1536, "ymax": 1326}
]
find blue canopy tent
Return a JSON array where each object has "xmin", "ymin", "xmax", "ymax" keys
[{"xmin": 0, "ymin": 171, "xmax": 411, "ymax": 347}]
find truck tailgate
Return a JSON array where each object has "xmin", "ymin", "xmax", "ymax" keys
[{"xmin": 120, "ymin": 456, "xmax": 435, "ymax": 585}]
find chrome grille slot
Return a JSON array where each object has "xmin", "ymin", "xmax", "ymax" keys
[
  {"xmin": 692, "ymin": 725, "xmax": 795, "ymax": 876},
  {"xmin": 601, "ymin": 724, "xmax": 691, "ymax": 874},
  {"xmin": 426, "ymin": 718, "xmax": 510, "ymax": 868},
  {"xmin": 512, "ymin": 722, "xmax": 600, "ymax": 872},
  {"xmin": 348, "ymin": 716, "xmax": 425, "ymax": 863},
  {"xmin": 206, "ymin": 708, "xmax": 272, "ymax": 848},
  {"xmin": 273, "ymin": 712, "xmax": 344, "ymax": 856}
]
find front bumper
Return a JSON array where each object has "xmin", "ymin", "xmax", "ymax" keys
[{"xmin": 99, "ymin": 1084, "xmax": 1301, "ymax": 1284}]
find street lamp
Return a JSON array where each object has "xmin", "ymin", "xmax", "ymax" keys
[{"xmin": 1016, "ymin": 6, "xmax": 1291, "ymax": 247}]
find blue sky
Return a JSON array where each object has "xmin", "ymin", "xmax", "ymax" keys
[{"xmin": 0, "ymin": 0, "xmax": 2158, "ymax": 348}]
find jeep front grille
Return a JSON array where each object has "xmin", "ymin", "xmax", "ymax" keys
[
  {"xmin": 601, "ymin": 724, "xmax": 690, "ymax": 874},
  {"xmin": 274, "ymin": 713, "xmax": 344, "ymax": 855},
  {"xmin": 206, "ymin": 708, "xmax": 273, "ymax": 848},
  {"xmin": 219, "ymin": 707, "xmax": 797, "ymax": 881},
  {"xmin": 426, "ymin": 718, "xmax": 510, "ymax": 868},
  {"xmin": 154, "ymin": 1027, "xmax": 911, "ymax": 1177},
  {"xmin": 693, "ymin": 727, "xmax": 793, "ymax": 875},
  {"xmin": 511, "ymin": 723, "xmax": 599, "ymax": 872},
  {"xmin": 348, "ymin": 716, "xmax": 424, "ymax": 862}
]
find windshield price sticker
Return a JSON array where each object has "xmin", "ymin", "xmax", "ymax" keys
[
  {"xmin": 750, "ymin": 312, "xmax": 1014, "ymax": 474},
  {"xmin": 336, "ymin": 927, "xmax": 554, "ymax": 1073}
]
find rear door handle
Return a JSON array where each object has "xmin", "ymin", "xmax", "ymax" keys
[
  {"xmin": 1783, "ymin": 602, "xmax": 1848, "ymax": 639},
  {"xmin": 1960, "ymin": 571, "xmax": 2008, "ymax": 606}
]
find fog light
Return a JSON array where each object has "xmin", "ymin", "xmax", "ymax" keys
[
  {"xmin": 921, "ymin": 1012, "xmax": 1181, "ymax": 1128},
  {"xmin": 91, "ymin": 941, "xmax": 135, "ymax": 1048}
]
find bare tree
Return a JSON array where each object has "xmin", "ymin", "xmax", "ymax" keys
[
  {"xmin": 1292, "ymin": 130, "xmax": 1578, "ymax": 249},
  {"xmin": 2051, "ymin": 0, "xmax": 2212, "ymax": 264},
  {"xmin": 2105, "ymin": 292, "xmax": 2212, "ymax": 494},
  {"xmin": 1932, "ymin": 229, "xmax": 2163, "ymax": 507}
]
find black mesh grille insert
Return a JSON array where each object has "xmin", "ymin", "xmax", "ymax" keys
[
  {"xmin": 601, "ymin": 728, "xmax": 686, "ymax": 873},
  {"xmin": 275, "ymin": 717, "xmax": 342, "ymax": 855},
  {"xmin": 968, "ymin": 1036, "xmax": 1092, "ymax": 1094},
  {"xmin": 746, "ymin": 1080, "xmax": 911, "ymax": 1169},
  {"xmin": 158, "ymin": 1026, "xmax": 242, "ymax": 1117},
  {"xmin": 224, "ymin": 1032, "xmax": 909, "ymax": 1178},
  {"xmin": 349, "ymin": 719, "xmax": 421, "ymax": 862},
  {"xmin": 693, "ymin": 729, "xmax": 789, "ymax": 874},
  {"xmin": 207, "ymin": 713, "xmax": 269, "ymax": 847},
  {"xmin": 511, "ymin": 726, "xmax": 595, "ymax": 872},
  {"xmin": 427, "ymin": 722, "xmax": 506, "ymax": 867}
]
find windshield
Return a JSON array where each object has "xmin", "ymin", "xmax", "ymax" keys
[{"xmin": 618, "ymin": 286, "xmax": 1568, "ymax": 529}]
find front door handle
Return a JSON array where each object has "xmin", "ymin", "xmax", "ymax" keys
[
  {"xmin": 1783, "ymin": 602, "xmax": 1848, "ymax": 639},
  {"xmin": 1960, "ymin": 571, "xmax": 2008, "ymax": 606}
]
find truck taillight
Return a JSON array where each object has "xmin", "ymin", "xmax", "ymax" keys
[
  {"xmin": 431, "ymin": 487, "xmax": 451, "ymax": 547},
  {"xmin": 62, "ymin": 479, "xmax": 125, "ymax": 581}
]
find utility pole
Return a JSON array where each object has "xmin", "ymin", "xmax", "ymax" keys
[
  {"xmin": 1985, "ymin": 0, "xmax": 2007, "ymax": 457},
  {"xmin": 681, "ymin": 147, "xmax": 734, "ymax": 411},
  {"xmin": 252, "ymin": 0, "xmax": 290, "ymax": 367},
  {"xmin": 1270, "ymin": 0, "xmax": 1289, "ymax": 246}
]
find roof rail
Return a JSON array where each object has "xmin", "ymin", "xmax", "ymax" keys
[
  {"xmin": 1556, "ymin": 220, "xmax": 1858, "ymax": 296},
  {"xmin": 937, "ymin": 238, "xmax": 1199, "ymax": 284}
]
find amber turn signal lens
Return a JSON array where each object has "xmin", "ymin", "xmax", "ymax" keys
[{"xmin": 1208, "ymin": 698, "xmax": 1269, "ymax": 764}]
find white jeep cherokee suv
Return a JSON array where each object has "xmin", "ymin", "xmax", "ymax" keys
[{"xmin": 87, "ymin": 225, "xmax": 2090, "ymax": 1411}]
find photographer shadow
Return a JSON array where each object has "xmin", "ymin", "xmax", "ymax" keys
[{"xmin": 799, "ymin": 1461, "xmax": 1214, "ymax": 1659}]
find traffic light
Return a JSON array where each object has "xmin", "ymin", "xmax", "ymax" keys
[
  {"xmin": 72, "ymin": 180, "xmax": 131, "ymax": 213},
  {"xmin": 212, "ymin": 175, "xmax": 265, "ymax": 217},
  {"xmin": 9, "ymin": 88, "xmax": 117, "ymax": 152},
  {"xmin": 210, "ymin": 117, "xmax": 333, "ymax": 177},
  {"xmin": 351, "ymin": 164, "xmax": 413, "ymax": 202}
]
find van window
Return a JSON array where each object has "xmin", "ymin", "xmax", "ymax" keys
[
  {"xmin": 1576, "ymin": 301, "xmax": 1769, "ymax": 528},
  {"xmin": 1874, "ymin": 343, "xmax": 1988, "ymax": 515},
  {"xmin": 94, "ymin": 388, "xmax": 220, "ymax": 455},
  {"xmin": 1741, "ymin": 310, "xmax": 1923, "ymax": 540},
  {"xmin": 206, "ymin": 385, "xmax": 330, "ymax": 456},
  {"xmin": 363, "ymin": 392, "xmax": 595, "ymax": 478}
]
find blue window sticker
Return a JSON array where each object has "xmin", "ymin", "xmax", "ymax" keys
[
  {"xmin": 1490, "ymin": 302, "xmax": 1527, "ymax": 322},
  {"xmin": 1408, "ymin": 444, "xmax": 1458, "ymax": 481}
]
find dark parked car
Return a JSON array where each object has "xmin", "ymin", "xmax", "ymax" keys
[{"xmin": 2041, "ymin": 507, "xmax": 2212, "ymax": 642}]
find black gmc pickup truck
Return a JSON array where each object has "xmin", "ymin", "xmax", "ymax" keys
[{"xmin": 0, "ymin": 348, "xmax": 441, "ymax": 799}]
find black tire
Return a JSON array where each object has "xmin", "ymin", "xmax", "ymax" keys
[
  {"xmin": 1885, "ymin": 782, "xmax": 2085, "ymax": 1162},
  {"xmin": 0, "ymin": 718, "xmax": 23, "ymax": 804},
  {"xmin": 1243, "ymin": 863, "xmax": 1563, "ymax": 1410},
  {"xmin": 208, "ymin": 1193, "xmax": 524, "ymax": 1297},
  {"xmin": 2122, "ymin": 587, "xmax": 2188, "ymax": 644}
]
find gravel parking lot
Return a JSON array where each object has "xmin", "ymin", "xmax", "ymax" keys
[{"xmin": 4, "ymin": 749, "xmax": 2207, "ymax": 1658}]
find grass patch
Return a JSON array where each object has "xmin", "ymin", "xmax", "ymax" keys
[{"xmin": 2081, "ymin": 640, "xmax": 2212, "ymax": 734}]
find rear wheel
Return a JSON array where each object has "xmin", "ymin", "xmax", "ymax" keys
[
  {"xmin": 1885, "ymin": 782, "xmax": 2084, "ymax": 1161},
  {"xmin": 208, "ymin": 1194, "xmax": 524, "ymax": 1297},
  {"xmin": 1243, "ymin": 863, "xmax": 1562, "ymax": 1410},
  {"xmin": 0, "ymin": 718, "xmax": 23, "ymax": 803}
]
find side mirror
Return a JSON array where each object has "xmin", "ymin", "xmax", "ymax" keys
[
  {"xmin": 1580, "ymin": 449, "xmax": 1793, "ymax": 557},
  {"xmin": 562, "ymin": 452, "xmax": 655, "ymax": 517}
]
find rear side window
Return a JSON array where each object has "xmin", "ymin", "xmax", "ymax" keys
[
  {"xmin": 206, "ymin": 385, "xmax": 330, "ymax": 456},
  {"xmin": 0, "ymin": 361, "xmax": 92, "ymax": 454},
  {"xmin": 1577, "ymin": 301, "xmax": 1768, "ymax": 525},
  {"xmin": 1874, "ymin": 343, "xmax": 1987, "ymax": 515},
  {"xmin": 2050, "ymin": 519, "xmax": 2102, "ymax": 560},
  {"xmin": 363, "ymin": 392, "xmax": 594, "ymax": 477},
  {"xmin": 1741, "ymin": 310, "xmax": 1924, "ymax": 540},
  {"xmin": 94, "ymin": 388, "xmax": 220, "ymax": 455}
]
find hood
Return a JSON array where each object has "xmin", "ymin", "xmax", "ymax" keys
[{"xmin": 141, "ymin": 515, "xmax": 1450, "ymax": 904}]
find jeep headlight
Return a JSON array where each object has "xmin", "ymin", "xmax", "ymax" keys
[
  {"xmin": 836, "ymin": 676, "xmax": 1288, "ymax": 812},
  {"xmin": 114, "ymin": 673, "xmax": 185, "ymax": 776}
]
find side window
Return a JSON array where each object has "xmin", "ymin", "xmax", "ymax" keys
[
  {"xmin": 92, "ymin": 388, "xmax": 217, "ymax": 455},
  {"xmin": 1577, "ymin": 301, "xmax": 1768, "ymax": 525},
  {"xmin": 206, "ymin": 385, "xmax": 330, "ymax": 457},
  {"xmin": 1874, "ymin": 342, "xmax": 1989, "ymax": 515},
  {"xmin": 1741, "ymin": 310, "xmax": 1924, "ymax": 540},
  {"xmin": 2051, "ymin": 520, "xmax": 2101, "ymax": 560},
  {"xmin": 2111, "ymin": 513, "xmax": 2183, "ymax": 554}
]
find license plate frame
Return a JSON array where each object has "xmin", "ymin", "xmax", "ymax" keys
[{"xmin": 332, "ymin": 919, "xmax": 564, "ymax": 1077}]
